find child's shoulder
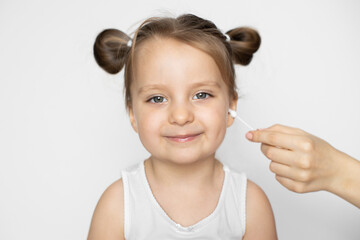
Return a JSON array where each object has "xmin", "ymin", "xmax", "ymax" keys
[
  {"xmin": 100, "ymin": 179, "xmax": 124, "ymax": 206},
  {"xmin": 246, "ymin": 179, "xmax": 268, "ymax": 203},
  {"xmin": 87, "ymin": 179, "xmax": 125, "ymax": 240},
  {"xmin": 243, "ymin": 179, "xmax": 277, "ymax": 239},
  {"xmin": 225, "ymin": 167, "xmax": 272, "ymax": 216}
]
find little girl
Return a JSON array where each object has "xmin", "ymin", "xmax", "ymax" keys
[{"xmin": 88, "ymin": 13, "xmax": 277, "ymax": 240}]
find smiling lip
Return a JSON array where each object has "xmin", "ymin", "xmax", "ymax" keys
[{"xmin": 166, "ymin": 133, "xmax": 202, "ymax": 143}]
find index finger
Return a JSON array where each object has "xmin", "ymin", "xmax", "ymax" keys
[
  {"xmin": 264, "ymin": 124, "xmax": 305, "ymax": 135},
  {"xmin": 246, "ymin": 130, "xmax": 301, "ymax": 150}
]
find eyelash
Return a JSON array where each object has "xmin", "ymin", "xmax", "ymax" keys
[{"xmin": 147, "ymin": 92, "xmax": 213, "ymax": 104}]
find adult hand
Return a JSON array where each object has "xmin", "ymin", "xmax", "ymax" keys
[{"xmin": 245, "ymin": 124, "xmax": 360, "ymax": 208}]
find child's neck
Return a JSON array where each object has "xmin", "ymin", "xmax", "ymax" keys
[{"xmin": 144, "ymin": 156, "xmax": 223, "ymax": 190}]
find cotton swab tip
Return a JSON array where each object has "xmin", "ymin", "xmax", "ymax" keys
[{"xmin": 229, "ymin": 109, "xmax": 237, "ymax": 118}]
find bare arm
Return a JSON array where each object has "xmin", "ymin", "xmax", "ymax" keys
[
  {"xmin": 243, "ymin": 180, "xmax": 277, "ymax": 240},
  {"xmin": 87, "ymin": 179, "xmax": 124, "ymax": 240},
  {"xmin": 247, "ymin": 124, "xmax": 360, "ymax": 208}
]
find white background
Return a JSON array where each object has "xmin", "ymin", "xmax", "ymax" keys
[{"xmin": 0, "ymin": 0, "xmax": 359, "ymax": 239}]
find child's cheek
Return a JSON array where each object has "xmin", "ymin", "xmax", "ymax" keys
[{"xmin": 138, "ymin": 109, "xmax": 164, "ymax": 137}]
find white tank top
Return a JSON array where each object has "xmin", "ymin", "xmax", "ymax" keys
[{"xmin": 121, "ymin": 160, "xmax": 247, "ymax": 239}]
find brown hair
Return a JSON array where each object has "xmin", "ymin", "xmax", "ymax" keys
[{"xmin": 93, "ymin": 13, "xmax": 261, "ymax": 113}]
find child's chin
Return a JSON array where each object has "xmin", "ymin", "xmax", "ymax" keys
[{"xmin": 168, "ymin": 154, "xmax": 214, "ymax": 165}]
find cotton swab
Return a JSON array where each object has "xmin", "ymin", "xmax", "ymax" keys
[{"xmin": 228, "ymin": 109, "xmax": 254, "ymax": 131}]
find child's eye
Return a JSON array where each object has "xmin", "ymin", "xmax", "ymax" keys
[
  {"xmin": 148, "ymin": 96, "xmax": 167, "ymax": 103},
  {"xmin": 193, "ymin": 92, "xmax": 212, "ymax": 100}
]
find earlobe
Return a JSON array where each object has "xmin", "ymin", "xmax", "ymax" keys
[
  {"xmin": 128, "ymin": 107, "xmax": 138, "ymax": 133},
  {"xmin": 227, "ymin": 112, "xmax": 235, "ymax": 127}
]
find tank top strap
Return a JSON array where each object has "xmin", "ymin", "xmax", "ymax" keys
[
  {"xmin": 239, "ymin": 172, "xmax": 247, "ymax": 236},
  {"xmin": 222, "ymin": 165, "xmax": 247, "ymax": 236},
  {"xmin": 222, "ymin": 163, "xmax": 230, "ymax": 172},
  {"xmin": 121, "ymin": 161, "xmax": 144, "ymax": 239},
  {"xmin": 121, "ymin": 168, "xmax": 130, "ymax": 239}
]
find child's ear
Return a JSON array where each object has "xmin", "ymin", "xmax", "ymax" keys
[
  {"xmin": 227, "ymin": 96, "xmax": 238, "ymax": 128},
  {"xmin": 128, "ymin": 106, "xmax": 138, "ymax": 133}
]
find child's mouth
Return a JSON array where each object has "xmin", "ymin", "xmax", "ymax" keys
[{"xmin": 166, "ymin": 133, "xmax": 202, "ymax": 143}]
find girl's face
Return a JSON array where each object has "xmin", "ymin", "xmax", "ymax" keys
[{"xmin": 129, "ymin": 38, "xmax": 237, "ymax": 165}]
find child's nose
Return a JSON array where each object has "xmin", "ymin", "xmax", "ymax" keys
[{"xmin": 168, "ymin": 101, "xmax": 194, "ymax": 126}]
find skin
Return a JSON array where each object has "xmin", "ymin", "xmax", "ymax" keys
[
  {"xmin": 246, "ymin": 124, "xmax": 360, "ymax": 209},
  {"xmin": 88, "ymin": 37, "xmax": 277, "ymax": 239}
]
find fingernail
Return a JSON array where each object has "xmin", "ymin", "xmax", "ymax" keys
[{"xmin": 246, "ymin": 132, "xmax": 253, "ymax": 140}]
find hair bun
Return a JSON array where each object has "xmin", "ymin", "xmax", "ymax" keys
[
  {"xmin": 226, "ymin": 27, "xmax": 261, "ymax": 66},
  {"xmin": 93, "ymin": 28, "xmax": 131, "ymax": 74}
]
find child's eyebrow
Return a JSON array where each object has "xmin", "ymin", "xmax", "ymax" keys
[{"xmin": 138, "ymin": 81, "xmax": 221, "ymax": 95}]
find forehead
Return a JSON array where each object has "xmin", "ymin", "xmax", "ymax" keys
[{"xmin": 132, "ymin": 37, "xmax": 225, "ymax": 91}]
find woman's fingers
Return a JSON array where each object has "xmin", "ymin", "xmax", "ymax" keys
[
  {"xmin": 245, "ymin": 123, "xmax": 346, "ymax": 194},
  {"xmin": 275, "ymin": 175, "xmax": 309, "ymax": 193},
  {"xmin": 269, "ymin": 162, "xmax": 295, "ymax": 180},
  {"xmin": 261, "ymin": 143, "xmax": 295, "ymax": 166},
  {"xmin": 261, "ymin": 143, "xmax": 312, "ymax": 182},
  {"xmin": 265, "ymin": 124, "xmax": 305, "ymax": 135},
  {"xmin": 261, "ymin": 143, "xmax": 316, "ymax": 169},
  {"xmin": 246, "ymin": 123, "xmax": 340, "ymax": 194},
  {"xmin": 270, "ymin": 162, "xmax": 313, "ymax": 183},
  {"xmin": 247, "ymin": 129, "xmax": 304, "ymax": 151}
]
